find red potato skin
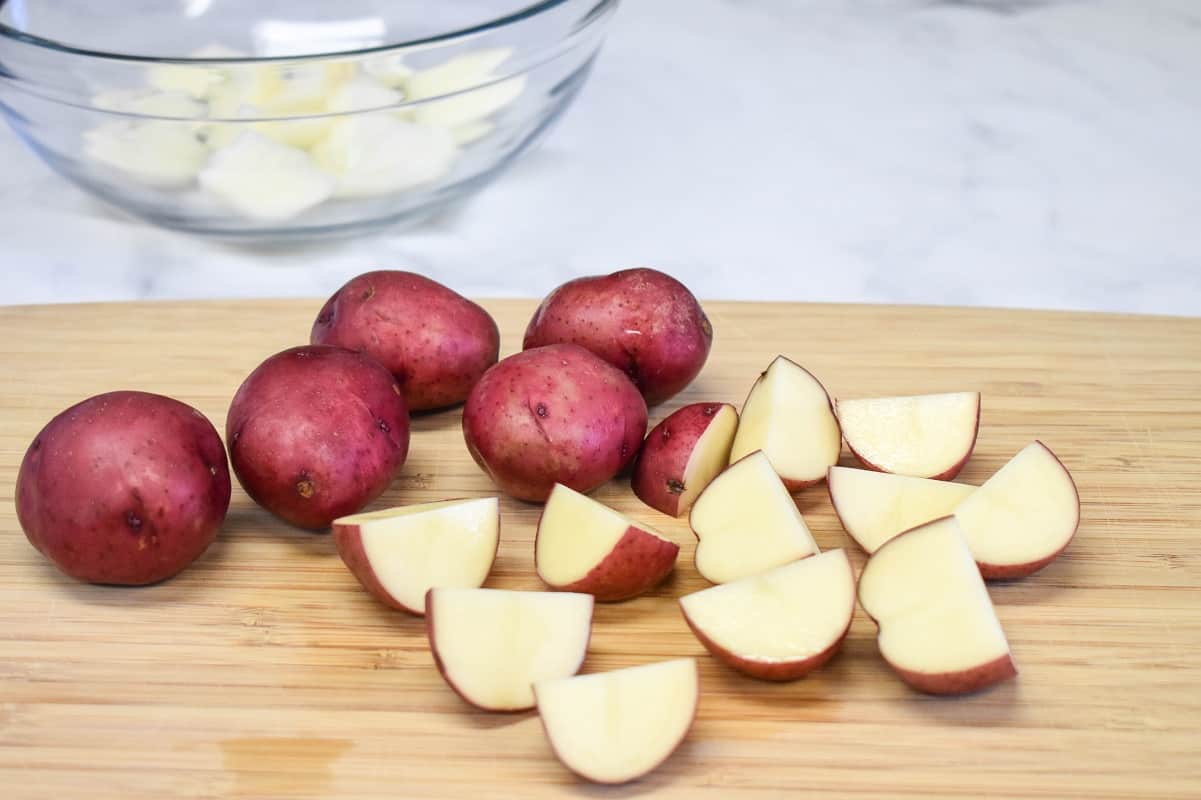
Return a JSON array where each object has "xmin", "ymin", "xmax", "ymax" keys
[
  {"xmin": 15, "ymin": 391, "xmax": 231, "ymax": 585},
  {"xmin": 680, "ymin": 605, "xmax": 852, "ymax": 682},
  {"xmin": 891, "ymin": 655, "xmax": 1018, "ymax": 696},
  {"xmin": 632, "ymin": 402, "xmax": 736, "ymax": 517},
  {"xmin": 522, "ymin": 268, "xmax": 713, "ymax": 407},
  {"xmin": 840, "ymin": 396, "xmax": 981, "ymax": 481},
  {"xmin": 311, "ymin": 270, "xmax": 500, "ymax": 411},
  {"xmin": 226, "ymin": 346, "xmax": 409, "ymax": 530},
  {"xmin": 978, "ymin": 552, "xmax": 1064, "ymax": 581},
  {"xmin": 462, "ymin": 344, "xmax": 648, "ymax": 503},
  {"xmin": 537, "ymin": 525, "xmax": 679, "ymax": 602}
]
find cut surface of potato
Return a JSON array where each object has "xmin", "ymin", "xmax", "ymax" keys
[
  {"xmin": 426, "ymin": 588, "xmax": 593, "ymax": 711},
  {"xmin": 837, "ymin": 392, "xmax": 980, "ymax": 480},
  {"xmin": 535, "ymin": 658, "xmax": 698, "ymax": 784},
  {"xmin": 690, "ymin": 451, "xmax": 819, "ymax": 584},
  {"xmin": 729, "ymin": 356, "xmax": 841, "ymax": 489}
]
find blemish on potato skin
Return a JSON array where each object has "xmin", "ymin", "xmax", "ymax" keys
[
  {"xmin": 296, "ymin": 477, "xmax": 315, "ymax": 498},
  {"xmin": 667, "ymin": 479, "xmax": 685, "ymax": 494},
  {"xmin": 703, "ymin": 404, "xmax": 718, "ymax": 416},
  {"xmin": 125, "ymin": 511, "xmax": 143, "ymax": 531}
]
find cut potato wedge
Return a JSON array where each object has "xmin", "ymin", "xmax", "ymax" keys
[
  {"xmin": 536, "ymin": 484, "xmax": 678, "ymax": 601},
  {"xmin": 954, "ymin": 441, "xmax": 1080, "ymax": 579},
  {"xmin": 680, "ymin": 550, "xmax": 854, "ymax": 681},
  {"xmin": 426, "ymin": 588, "xmax": 593, "ymax": 711},
  {"xmin": 828, "ymin": 466, "xmax": 976, "ymax": 554},
  {"xmin": 690, "ymin": 451, "xmax": 819, "ymax": 584},
  {"xmin": 836, "ymin": 392, "xmax": 980, "ymax": 480},
  {"xmin": 858, "ymin": 516, "xmax": 1016, "ymax": 695},
  {"xmin": 728, "ymin": 356, "xmax": 841, "ymax": 490},
  {"xmin": 535, "ymin": 658, "xmax": 698, "ymax": 784},
  {"xmin": 332, "ymin": 497, "xmax": 499, "ymax": 614}
]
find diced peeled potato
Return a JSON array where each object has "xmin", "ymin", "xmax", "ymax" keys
[
  {"xmin": 362, "ymin": 54, "xmax": 415, "ymax": 88},
  {"xmin": 325, "ymin": 78, "xmax": 403, "ymax": 114},
  {"xmin": 253, "ymin": 118, "xmax": 335, "ymax": 149},
  {"xmin": 147, "ymin": 66, "xmax": 224, "ymax": 101},
  {"xmin": 206, "ymin": 83, "xmax": 257, "ymax": 120},
  {"xmin": 406, "ymin": 49, "xmax": 515, "ymax": 98},
  {"xmin": 406, "ymin": 48, "xmax": 525, "ymax": 128},
  {"xmin": 413, "ymin": 77, "xmax": 526, "ymax": 129},
  {"xmin": 85, "ymin": 44, "xmax": 513, "ymax": 217},
  {"xmin": 92, "ymin": 88, "xmax": 207, "ymax": 118},
  {"xmin": 203, "ymin": 83, "xmax": 260, "ymax": 150},
  {"xmin": 146, "ymin": 44, "xmax": 249, "ymax": 99},
  {"xmin": 215, "ymin": 63, "xmax": 377, "ymax": 149},
  {"xmin": 312, "ymin": 115, "xmax": 457, "ymax": 199},
  {"xmin": 452, "ymin": 120, "xmax": 494, "ymax": 146},
  {"xmin": 251, "ymin": 61, "xmax": 357, "ymax": 114},
  {"xmin": 198, "ymin": 132, "xmax": 335, "ymax": 220},
  {"xmin": 83, "ymin": 121, "xmax": 209, "ymax": 188}
]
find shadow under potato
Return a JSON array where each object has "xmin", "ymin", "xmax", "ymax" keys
[{"xmin": 408, "ymin": 404, "xmax": 466, "ymax": 433}]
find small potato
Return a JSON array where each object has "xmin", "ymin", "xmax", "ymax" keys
[
  {"xmin": 463, "ymin": 344, "xmax": 648, "ymax": 502},
  {"xmin": 632, "ymin": 402, "xmax": 739, "ymax": 517},
  {"xmin": 523, "ymin": 268, "xmax": 713, "ymax": 406},
  {"xmin": 15, "ymin": 391, "xmax": 231, "ymax": 585},
  {"xmin": 311, "ymin": 270, "xmax": 500, "ymax": 410},
  {"xmin": 227, "ymin": 345, "xmax": 410, "ymax": 529}
]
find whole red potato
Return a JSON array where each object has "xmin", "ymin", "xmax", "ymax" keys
[
  {"xmin": 463, "ymin": 344, "xmax": 648, "ymax": 502},
  {"xmin": 310, "ymin": 270, "xmax": 500, "ymax": 411},
  {"xmin": 227, "ymin": 346, "xmax": 410, "ymax": 529},
  {"xmin": 15, "ymin": 391, "xmax": 231, "ymax": 585},
  {"xmin": 522, "ymin": 268, "xmax": 713, "ymax": 406}
]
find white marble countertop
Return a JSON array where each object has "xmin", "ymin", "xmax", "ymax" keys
[{"xmin": 2, "ymin": 0, "xmax": 1199, "ymax": 315}]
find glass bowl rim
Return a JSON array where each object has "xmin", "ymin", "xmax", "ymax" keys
[{"xmin": 0, "ymin": 0, "xmax": 608, "ymax": 63}]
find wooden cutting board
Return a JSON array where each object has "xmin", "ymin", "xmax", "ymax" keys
[{"xmin": 1, "ymin": 299, "xmax": 1199, "ymax": 800}]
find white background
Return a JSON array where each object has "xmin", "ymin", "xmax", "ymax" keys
[{"xmin": 2, "ymin": 0, "xmax": 1199, "ymax": 314}]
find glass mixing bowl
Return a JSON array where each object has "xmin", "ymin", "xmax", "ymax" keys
[{"xmin": 0, "ymin": 0, "xmax": 618, "ymax": 238}]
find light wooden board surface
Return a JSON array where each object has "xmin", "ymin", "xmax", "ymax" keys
[{"xmin": 1, "ymin": 299, "xmax": 1200, "ymax": 800}]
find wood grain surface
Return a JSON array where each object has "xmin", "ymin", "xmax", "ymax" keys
[{"xmin": 1, "ymin": 299, "xmax": 1199, "ymax": 799}]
